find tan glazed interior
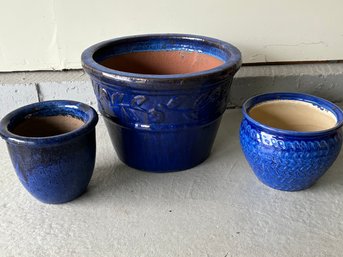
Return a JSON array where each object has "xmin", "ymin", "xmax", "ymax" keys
[
  {"xmin": 12, "ymin": 115, "xmax": 85, "ymax": 137},
  {"xmin": 100, "ymin": 50, "xmax": 224, "ymax": 75},
  {"xmin": 249, "ymin": 100, "xmax": 337, "ymax": 132}
]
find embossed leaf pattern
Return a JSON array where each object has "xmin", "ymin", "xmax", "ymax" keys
[
  {"xmin": 93, "ymin": 82, "xmax": 229, "ymax": 124},
  {"xmin": 148, "ymin": 108, "xmax": 164, "ymax": 123},
  {"xmin": 100, "ymin": 88, "xmax": 110, "ymax": 101},
  {"xmin": 131, "ymin": 95, "xmax": 147, "ymax": 107},
  {"xmin": 121, "ymin": 107, "xmax": 139, "ymax": 122},
  {"xmin": 111, "ymin": 92, "xmax": 125, "ymax": 105},
  {"xmin": 167, "ymin": 96, "xmax": 187, "ymax": 109}
]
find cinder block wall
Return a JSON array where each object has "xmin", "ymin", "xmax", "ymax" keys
[{"xmin": 1, "ymin": 63, "xmax": 343, "ymax": 117}]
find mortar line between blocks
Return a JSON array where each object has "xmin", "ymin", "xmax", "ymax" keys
[{"xmin": 35, "ymin": 83, "xmax": 43, "ymax": 102}]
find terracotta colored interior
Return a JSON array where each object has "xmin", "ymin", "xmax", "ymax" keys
[
  {"xmin": 249, "ymin": 100, "xmax": 337, "ymax": 132},
  {"xmin": 100, "ymin": 50, "xmax": 224, "ymax": 75},
  {"xmin": 11, "ymin": 115, "xmax": 85, "ymax": 137}
]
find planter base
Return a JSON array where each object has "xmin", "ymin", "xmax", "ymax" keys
[{"xmin": 104, "ymin": 117, "xmax": 222, "ymax": 172}]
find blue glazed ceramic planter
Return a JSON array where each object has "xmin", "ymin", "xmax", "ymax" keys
[
  {"xmin": 0, "ymin": 101, "xmax": 98, "ymax": 203},
  {"xmin": 240, "ymin": 92, "xmax": 343, "ymax": 191},
  {"xmin": 82, "ymin": 34, "xmax": 241, "ymax": 172}
]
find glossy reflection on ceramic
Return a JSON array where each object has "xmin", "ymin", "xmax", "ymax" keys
[
  {"xmin": 0, "ymin": 101, "xmax": 98, "ymax": 204},
  {"xmin": 82, "ymin": 34, "xmax": 241, "ymax": 172},
  {"xmin": 240, "ymin": 92, "xmax": 343, "ymax": 191}
]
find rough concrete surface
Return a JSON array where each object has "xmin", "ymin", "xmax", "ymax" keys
[
  {"xmin": 1, "ymin": 63, "xmax": 343, "ymax": 117},
  {"xmin": 38, "ymin": 81, "xmax": 96, "ymax": 108},
  {"xmin": 0, "ymin": 84, "xmax": 39, "ymax": 118},
  {"xmin": 1, "ymin": 110, "xmax": 343, "ymax": 257}
]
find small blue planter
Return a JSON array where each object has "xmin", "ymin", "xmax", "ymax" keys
[
  {"xmin": 82, "ymin": 34, "xmax": 241, "ymax": 172},
  {"xmin": 0, "ymin": 101, "xmax": 98, "ymax": 204},
  {"xmin": 240, "ymin": 92, "xmax": 343, "ymax": 191}
]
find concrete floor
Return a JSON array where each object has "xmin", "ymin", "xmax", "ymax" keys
[{"xmin": 1, "ymin": 109, "xmax": 343, "ymax": 257}]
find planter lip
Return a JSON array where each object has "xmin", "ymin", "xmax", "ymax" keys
[
  {"xmin": 0, "ymin": 100, "xmax": 98, "ymax": 146},
  {"xmin": 81, "ymin": 33, "xmax": 242, "ymax": 90},
  {"xmin": 242, "ymin": 92, "xmax": 343, "ymax": 137}
]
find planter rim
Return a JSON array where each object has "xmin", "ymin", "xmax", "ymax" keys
[
  {"xmin": 242, "ymin": 92, "xmax": 343, "ymax": 137},
  {"xmin": 81, "ymin": 33, "xmax": 242, "ymax": 89},
  {"xmin": 0, "ymin": 100, "xmax": 98, "ymax": 146}
]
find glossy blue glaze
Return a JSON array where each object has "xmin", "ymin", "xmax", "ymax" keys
[
  {"xmin": 240, "ymin": 92, "xmax": 343, "ymax": 191},
  {"xmin": 0, "ymin": 101, "xmax": 98, "ymax": 203},
  {"xmin": 82, "ymin": 34, "xmax": 241, "ymax": 172}
]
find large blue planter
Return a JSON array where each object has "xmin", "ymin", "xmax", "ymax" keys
[
  {"xmin": 0, "ymin": 101, "xmax": 98, "ymax": 203},
  {"xmin": 82, "ymin": 34, "xmax": 241, "ymax": 172},
  {"xmin": 240, "ymin": 92, "xmax": 343, "ymax": 191}
]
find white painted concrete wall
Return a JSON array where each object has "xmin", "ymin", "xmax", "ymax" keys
[{"xmin": 1, "ymin": 0, "xmax": 343, "ymax": 71}]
